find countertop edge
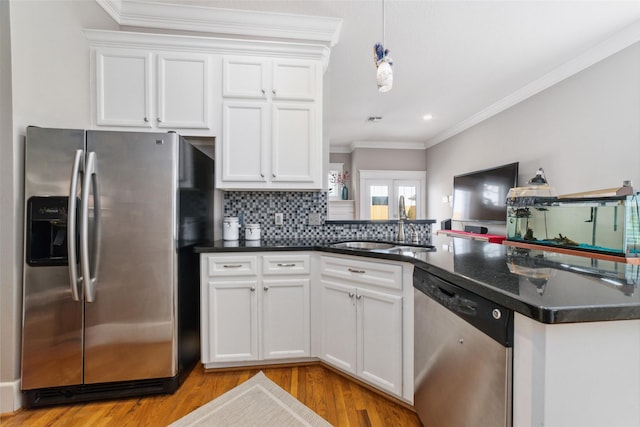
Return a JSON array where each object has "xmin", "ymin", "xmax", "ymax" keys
[{"xmin": 195, "ymin": 240, "xmax": 640, "ymax": 324}]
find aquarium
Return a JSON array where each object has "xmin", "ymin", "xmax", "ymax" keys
[{"xmin": 506, "ymin": 194, "xmax": 640, "ymax": 259}]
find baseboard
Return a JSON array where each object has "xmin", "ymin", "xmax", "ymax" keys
[{"xmin": 0, "ymin": 378, "xmax": 22, "ymax": 414}]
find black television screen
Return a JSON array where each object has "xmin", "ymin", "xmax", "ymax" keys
[{"xmin": 452, "ymin": 162, "xmax": 518, "ymax": 223}]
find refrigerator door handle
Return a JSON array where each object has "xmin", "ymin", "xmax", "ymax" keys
[
  {"xmin": 80, "ymin": 151, "xmax": 100, "ymax": 303},
  {"xmin": 67, "ymin": 149, "xmax": 83, "ymax": 301}
]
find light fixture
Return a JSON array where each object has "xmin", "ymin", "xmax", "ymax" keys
[{"xmin": 374, "ymin": 0, "xmax": 393, "ymax": 92}]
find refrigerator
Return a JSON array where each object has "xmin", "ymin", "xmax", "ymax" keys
[{"xmin": 21, "ymin": 126, "xmax": 213, "ymax": 407}]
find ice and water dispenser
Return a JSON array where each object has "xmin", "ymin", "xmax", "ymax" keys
[{"xmin": 26, "ymin": 196, "xmax": 77, "ymax": 266}]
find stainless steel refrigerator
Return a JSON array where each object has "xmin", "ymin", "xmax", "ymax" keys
[{"xmin": 21, "ymin": 127, "xmax": 213, "ymax": 407}]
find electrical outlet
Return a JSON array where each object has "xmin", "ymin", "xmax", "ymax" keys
[
  {"xmin": 308, "ymin": 213, "xmax": 321, "ymax": 226},
  {"xmin": 274, "ymin": 212, "xmax": 283, "ymax": 226}
]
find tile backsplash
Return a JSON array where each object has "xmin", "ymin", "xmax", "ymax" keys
[{"xmin": 223, "ymin": 191, "xmax": 432, "ymax": 242}]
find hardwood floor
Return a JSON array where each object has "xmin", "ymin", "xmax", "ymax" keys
[{"xmin": 1, "ymin": 363, "xmax": 422, "ymax": 426}]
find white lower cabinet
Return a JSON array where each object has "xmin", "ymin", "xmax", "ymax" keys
[
  {"xmin": 206, "ymin": 279, "xmax": 259, "ymax": 363},
  {"xmin": 262, "ymin": 278, "xmax": 310, "ymax": 359},
  {"xmin": 320, "ymin": 255, "xmax": 407, "ymax": 398},
  {"xmin": 200, "ymin": 251, "xmax": 413, "ymax": 403},
  {"xmin": 200, "ymin": 253, "xmax": 310, "ymax": 367}
]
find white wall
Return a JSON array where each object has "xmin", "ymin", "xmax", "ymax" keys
[
  {"xmin": 0, "ymin": 0, "xmax": 117, "ymax": 412},
  {"xmin": 426, "ymin": 41, "xmax": 640, "ymax": 234}
]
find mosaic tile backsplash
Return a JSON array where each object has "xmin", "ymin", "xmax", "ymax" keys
[{"xmin": 223, "ymin": 191, "xmax": 432, "ymax": 242}]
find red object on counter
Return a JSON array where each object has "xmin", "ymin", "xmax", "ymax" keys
[{"xmin": 437, "ymin": 229, "xmax": 507, "ymax": 244}]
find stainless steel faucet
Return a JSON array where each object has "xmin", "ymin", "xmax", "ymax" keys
[
  {"xmin": 407, "ymin": 223, "xmax": 419, "ymax": 244},
  {"xmin": 398, "ymin": 195, "xmax": 406, "ymax": 242}
]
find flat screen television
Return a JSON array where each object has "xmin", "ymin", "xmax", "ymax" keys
[{"xmin": 452, "ymin": 162, "xmax": 518, "ymax": 223}]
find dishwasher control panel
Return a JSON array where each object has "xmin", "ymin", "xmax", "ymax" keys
[{"xmin": 414, "ymin": 267, "xmax": 514, "ymax": 346}]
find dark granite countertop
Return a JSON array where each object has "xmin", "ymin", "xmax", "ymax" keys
[{"xmin": 195, "ymin": 235, "xmax": 640, "ymax": 324}]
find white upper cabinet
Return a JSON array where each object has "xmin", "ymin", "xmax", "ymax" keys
[
  {"xmin": 218, "ymin": 55, "xmax": 322, "ymax": 190},
  {"xmin": 156, "ymin": 53, "xmax": 211, "ymax": 129},
  {"xmin": 223, "ymin": 57, "xmax": 317, "ymax": 101},
  {"xmin": 222, "ymin": 57, "xmax": 268, "ymax": 98},
  {"xmin": 93, "ymin": 48, "xmax": 213, "ymax": 131},
  {"xmin": 221, "ymin": 101, "xmax": 268, "ymax": 182},
  {"xmin": 95, "ymin": 50, "xmax": 152, "ymax": 128},
  {"xmin": 85, "ymin": 29, "xmax": 330, "ymax": 189}
]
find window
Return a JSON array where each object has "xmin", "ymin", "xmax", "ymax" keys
[{"xmin": 359, "ymin": 171, "xmax": 426, "ymax": 220}]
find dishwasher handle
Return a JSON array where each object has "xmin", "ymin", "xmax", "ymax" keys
[
  {"xmin": 414, "ymin": 267, "xmax": 513, "ymax": 347},
  {"xmin": 431, "ymin": 284, "xmax": 478, "ymax": 316}
]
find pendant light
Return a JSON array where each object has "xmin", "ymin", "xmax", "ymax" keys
[{"xmin": 374, "ymin": 0, "xmax": 393, "ymax": 92}]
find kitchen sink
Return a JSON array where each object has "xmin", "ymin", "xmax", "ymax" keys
[
  {"xmin": 329, "ymin": 241, "xmax": 435, "ymax": 257},
  {"xmin": 387, "ymin": 246, "xmax": 434, "ymax": 253},
  {"xmin": 330, "ymin": 241, "xmax": 396, "ymax": 250}
]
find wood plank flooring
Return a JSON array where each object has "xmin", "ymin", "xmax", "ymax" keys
[{"xmin": 1, "ymin": 363, "xmax": 422, "ymax": 427}]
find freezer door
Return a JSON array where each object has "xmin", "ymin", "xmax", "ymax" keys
[
  {"xmin": 83, "ymin": 131, "xmax": 179, "ymax": 384},
  {"xmin": 22, "ymin": 127, "xmax": 85, "ymax": 390}
]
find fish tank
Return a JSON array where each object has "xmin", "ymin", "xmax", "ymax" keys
[{"xmin": 506, "ymin": 194, "xmax": 640, "ymax": 259}]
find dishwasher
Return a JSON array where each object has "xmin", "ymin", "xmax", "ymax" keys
[{"xmin": 413, "ymin": 267, "xmax": 513, "ymax": 427}]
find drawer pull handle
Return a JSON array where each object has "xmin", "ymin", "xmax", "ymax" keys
[
  {"xmin": 277, "ymin": 263, "xmax": 296, "ymax": 267},
  {"xmin": 348, "ymin": 268, "xmax": 366, "ymax": 274},
  {"xmin": 223, "ymin": 264, "xmax": 243, "ymax": 268}
]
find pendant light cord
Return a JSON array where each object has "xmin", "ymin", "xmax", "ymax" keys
[{"xmin": 382, "ymin": 0, "xmax": 386, "ymax": 46}]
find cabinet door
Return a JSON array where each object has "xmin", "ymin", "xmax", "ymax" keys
[
  {"xmin": 262, "ymin": 278, "xmax": 310, "ymax": 359},
  {"xmin": 271, "ymin": 102, "xmax": 318, "ymax": 183},
  {"xmin": 157, "ymin": 53, "xmax": 211, "ymax": 129},
  {"xmin": 222, "ymin": 56, "xmax": 268, "ymax": 98},
  {"xmin": 272, "ymin": 59, "xmax": 317, "ymax": 101},
  {"xmin": 95, "ymin": 49, "xmax": 152, "ymax": 127},
  {"xmin": 320, "ymin": 280, "xmax": 357, "ymax": 374},
  {"xmin": 357, "ymin": 287, "xmax": 403, "ymax": 395},
  {"xmin": 221, "ymin": 101, "xmax": 268, "ymax": 182},
  {"xmin": 206, "ymin": 280, "xmax": 258, "ymax": 363}
]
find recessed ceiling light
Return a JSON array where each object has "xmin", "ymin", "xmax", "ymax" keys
[
  {"xmin": 422, "ymin": 114, "xmax": 433, "ymax": 121},
  {"xmin": 367, "ymin": 116, "xmax": 383, "ymax": 122}
]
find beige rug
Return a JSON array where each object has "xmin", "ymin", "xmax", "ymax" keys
[{"xmin": 169, "ymin": 371, "xmax": 332, "ymax": 427}]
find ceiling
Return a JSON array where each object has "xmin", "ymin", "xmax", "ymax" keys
[{"xmin": 131, "ymin": 1, "xmax": 640, "ymax": 150}]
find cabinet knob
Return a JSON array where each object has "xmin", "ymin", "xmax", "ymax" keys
[
  {"xmin": 348, "ymin": 292, "xmax": 355, "ymax": 298},
  {"xmin": 157, "ymin": 118, "xmax": 162, "ymax": 123},
  {"xmin": 250, "ymin": 286, "xmax": 256, "ymax": 292},
  {"xmin": 260, "ymin": 173, "xmax": 265, "ymax": 178},
  {"xmin": 143, "ymin": 117, "xmax": 149, "ymax": 123},
  {"xmin": 272, "ymin": 173, "xmax": 276, "ymax": 178},
  {"xmin": 261, "ymin": 89, "xmax": 266, "ymax": 95},
  {"xmin": 356, "ymin": 294, "xmax": 363, "ymax": 300},
  {"xmin": 272, "ymin": 89, "xmax": 276, "ymax": 96},
  {"xmin": 264, "ymin": 286, "xmax": 269, "ymax": 291}
]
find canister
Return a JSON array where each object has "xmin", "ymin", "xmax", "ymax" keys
[
  {"xmin": 245, "ymin": 224, "xmax": 261, "ymax": 241},
  {"xmin": 223, "ymin": 217, "xmax": 240, "ymax": 241}
]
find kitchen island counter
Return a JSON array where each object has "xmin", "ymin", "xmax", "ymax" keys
[{"xmin": 196, "ymin": 235, "xmax": 640, "ymax": 324}]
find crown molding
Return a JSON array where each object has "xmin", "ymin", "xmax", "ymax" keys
[
  {"xmin": 330, "ymin": 140, "xmax": 427, "ymax": 153},
  {"xmin": 84, "ymin": 29, "xmax": 331, "ymax": 67},
  {"xmin": 95, "ymin": 0, "xmax": 342, "ymax": 47},
  {"xmin": 426, "ymin": 18, "xmax": 640, "ymax": 148},
  {"xmin": 354, "ymin": 140, "xmax": 427, "ymax": 151}
]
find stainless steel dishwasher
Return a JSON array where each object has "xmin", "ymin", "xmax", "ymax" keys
[{"xmin": 413, "ymin": 267, "xmax": 514, "ymax": 427}]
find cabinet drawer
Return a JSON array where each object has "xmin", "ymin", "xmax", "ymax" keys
[
  {"xmin": 206, "ymin": 255, "xmax": 258, "ymax": 277},
  {"xmin": 263, "ymin": 254, "xmax": 310, "ymax": 275},
  {"xmin": 320, "ymin": 256, "xmax": 402, "ymax": 291}
]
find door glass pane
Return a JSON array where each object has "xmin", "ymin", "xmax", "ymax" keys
[
  {"xmin": 370, "ymin": 185, "xmax": 389, "ymax": 220},
  {"xmin": 397, "ymin": 185, "xmax": 417, "ymax": 220}
]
